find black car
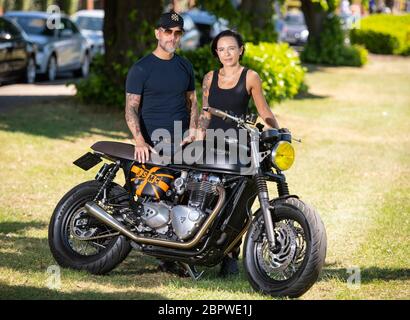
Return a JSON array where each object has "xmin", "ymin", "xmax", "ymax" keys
[{"xmin": 0, "ymin": 16, "xmax": 36, "ymax": 85}]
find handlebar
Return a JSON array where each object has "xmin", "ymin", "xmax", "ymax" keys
[
  {"xmin": 203, "ymin": 107, "xmax": 238, "ymax": 122},
  {"xmin": 203, "ymin": 106, "xmax": 300, "ymax": 143}
]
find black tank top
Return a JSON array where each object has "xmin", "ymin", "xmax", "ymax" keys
[{"xmin": 208, "ymin": 67, "xmax": 251, "ymax": 135}]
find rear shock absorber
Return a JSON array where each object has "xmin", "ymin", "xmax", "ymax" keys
[{"xmin": 93, "ymin": 161, "xmax": 121, "ymax": 203}]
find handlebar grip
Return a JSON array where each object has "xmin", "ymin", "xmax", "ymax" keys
[{"xmin": 203, "ymin": 107, "xmax": 228, "ymax": 119}]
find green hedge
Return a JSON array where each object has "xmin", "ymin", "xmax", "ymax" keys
[
  {"xmin": 350, "ymin": 14, "xmax": 410, "ymax": 55},
  {"xmin": 302, "ymin": 15, "xmax": 368, "ymax": 67},
  {"xmin": 242, "ymin": 42, "xmax": 306, "ymax": 104},
  {"xmin": 75, "ymin": 42, "xmax": 306, "ymax": 110}
]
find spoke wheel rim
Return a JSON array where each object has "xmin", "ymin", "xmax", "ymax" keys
[{"xmin": 256, "ymin": 219, "xmax": 307, "ymax": 282}]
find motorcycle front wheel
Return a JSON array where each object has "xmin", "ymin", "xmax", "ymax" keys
[{"xmin": 243, "ymin": 197, "xmax": 327, "ymax": 298}]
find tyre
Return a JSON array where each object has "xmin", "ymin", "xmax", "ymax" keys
[
  {"xmin": 243, "ymin": 197, "xmax": 327, "ymax": 298},
  {"xmin": 24, "ymin": 56, "xmax": 36, "ymax": 84},
  {"xmin": 48, "ymin": 180, "xmax": 131, "ymax": 275},
  {"xmin": 46, "ymin": 55, "xmax": 57, "ymax": 81},
  {"xmin": 74, "ymin": 53, "xmax": 90, "ymax": 78}
]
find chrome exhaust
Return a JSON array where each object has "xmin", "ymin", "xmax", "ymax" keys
[
  {"xmin": 84, "ymin": 186, "xmax": 225, "ymax": 249},
  {"xmin": 84, "ymin": 201, "xmax": 140, "ymax": 242}
]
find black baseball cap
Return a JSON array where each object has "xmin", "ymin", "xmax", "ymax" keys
[{"xmin": 157, "ymin": 11, "xmax": 184, "ymax": 31}]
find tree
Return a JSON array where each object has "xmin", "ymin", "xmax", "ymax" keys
[
  {"xmin": 57, "ymin": 0, "xmax": 79, "ymax": 14},
  {"xmin": 198, "ymin": 0, "xmax": 277, "ymax": 43},
  {"xmin": 14, "ymin": 0, "xmax": 30, "ymax": 10},
  {"xmin": 300, "ymin": 0, "xmax": 331, "ymax": 45},
  {"xmin": 103, "ymin": 0, "xmax": 162, "ymax": 87}
]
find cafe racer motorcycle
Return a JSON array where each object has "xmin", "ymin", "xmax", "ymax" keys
[{"xmin": 48, "ymin": 106, "xmax": 327, "ymax": 298}]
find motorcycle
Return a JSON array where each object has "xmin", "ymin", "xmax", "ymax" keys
[{"xmin": 48, "ymin": 106, "xmax": 327, "ymax": 298}]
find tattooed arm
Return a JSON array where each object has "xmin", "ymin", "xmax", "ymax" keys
[
  {"xmin": 196, "ymin": 71, "xmax": 213, "ymax": 140},
  {"xmin": 125, "ymin": 93, "xmax": 155, "ymax": 163},
  {"xmin": 181, "ymin": 90, "xmax": 199, "ymax": 146}
]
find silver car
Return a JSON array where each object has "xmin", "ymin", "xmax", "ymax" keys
[
  {"xmin": 5, "ymin": 11, "xmax": 91, "ymax": 81},
  {"xmin": 279, "ymin": 12, "xmax": 309, "ymax": 45},
  {"xmin": 71, "ymin": 10, "xmax": 104, "ymax": 58}
]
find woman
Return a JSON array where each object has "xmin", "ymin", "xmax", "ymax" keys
[
  {"xmin": 197, "ymin": 30, "xmax": 282, "ymax": 276},
  {"xmin": 197, "ymin": 29, "xmax": 280, "ymax": 140}
]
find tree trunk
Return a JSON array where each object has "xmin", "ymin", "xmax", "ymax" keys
[
  {"xmin": 301, "ymin": 0, "xmax": 327, "ymax": 44},
  {"xmin": 103, "ymin": 0, "xmax": 162, "ymax": 87},
  {"xmin": 57, "ymin": 0, "xmax": 79, "ymax": 15},
  {"xmin": 241, "ymin": 0, "xmax": 273, "ymax": 31},
  {"xmin": 14, "ymin": 0, "xmax": 31, "ymax": 10},
  {"xmin": 40, "ymin": 0, "xmax": 54, "ymax": 11}
]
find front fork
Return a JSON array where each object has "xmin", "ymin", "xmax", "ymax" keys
[
  {"xmin": 256, "ymin": 174, "xmax": 276, "ymax": 250},
  {"xmin": 255, "ymin": 172, "xmax": 290, "ymax": 250}
]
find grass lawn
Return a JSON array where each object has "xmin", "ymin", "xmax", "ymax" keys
[{"xmin": 0, "ymin": 54, "xmax": 409, "ymax": 300}]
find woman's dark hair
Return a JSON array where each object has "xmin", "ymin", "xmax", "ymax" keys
[{"xmin": 211, "ymin": 30, "xmax": 245, "ymax": 61}]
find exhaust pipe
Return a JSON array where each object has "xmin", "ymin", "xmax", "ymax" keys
[
  {"xmin": 85, "ymin": 201, "xmax": 140, "ymax": 242},
  {"xmin": 84, "ymin": 186, "xmax": 225, "ymax": 249}
]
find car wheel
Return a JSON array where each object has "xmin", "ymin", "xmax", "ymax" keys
[
  {"xmin": 47, "ymin": 55, "xmax": 57, "ymax": 81},
  {"xmin": 24, "ymin": 56, "xmax": 36, "ymax": 84},
  {"xmin": 74, "ymin": 53, "xmax": 90, "ymax": 78}
]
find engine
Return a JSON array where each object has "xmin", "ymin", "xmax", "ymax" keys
[{"xmin": 127, "ymin": 164, "xmax": 221, "ymax": 241}]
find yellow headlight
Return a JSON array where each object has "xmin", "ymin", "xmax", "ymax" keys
[{"xmin": 272, "ymin": 141, "xmax": 295, "ymax": 171}]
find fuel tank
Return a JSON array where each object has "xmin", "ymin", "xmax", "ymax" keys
[{"xmin": 129, "ymin": 164, "xmax": 175, "ymax": 200}]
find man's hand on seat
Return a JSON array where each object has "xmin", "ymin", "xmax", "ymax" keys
[{"xmin": 134, "ymin": 137, "xmax": 157, "ymax": 163}]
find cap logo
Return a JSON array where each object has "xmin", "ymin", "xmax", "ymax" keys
[{"xmin": 171, "ymin": 13, "xmax": 179, "ymax": 22}]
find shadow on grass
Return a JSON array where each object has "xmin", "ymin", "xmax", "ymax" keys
[
  {"xmin": 0, "ymin": 221, "xmax": 48, "ymax": 234},
  {"xmin": 0, "ymin": 282, "xmax": 166, "ymax": 300},
  {"xmin": 320, "ymin": 267, "xmax": 410, "ymax": 284},
  {"xmin": 0, "ymin": 99, "xmax": 128, "ymax": 141},
  {"xmin": 294, "ymin": 91, "xmax": 329, "ymax": 100}
]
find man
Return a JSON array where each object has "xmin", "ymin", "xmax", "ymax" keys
[
  {"xmin": 125, "ymin": 11, "xmax": 198, "ymax": 164},
  {"xmin": 125, "ymin": 11, "xmax": 198, "ymax": 275}
]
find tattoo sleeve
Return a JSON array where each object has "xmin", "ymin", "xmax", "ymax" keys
[
  {"xmin": 125, "ymin": 93, "xmax": 142, "ymax": 141},
  {"xmin": 186, "ymin": 90, "xmax": 199, "ymax": 130},
  {"xmin": 198, "ymin": 73, "xmax": 212, "ymax": 132}
]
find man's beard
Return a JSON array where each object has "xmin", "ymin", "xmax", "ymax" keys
[{"xmin": 160, "ymin": 41, "xmax": 177, "ymax": 53}]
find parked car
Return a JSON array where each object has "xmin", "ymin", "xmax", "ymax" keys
[
  {"xmin": 5, "ymin": 11, "xmax": 91, "ymax": 81},
  {"xmin": 183, "ymin": 9, "xmax": 229, "ymax": 46},
  {"xmin": 71, "ymin": 9, "xmax": 104, "ymax": 58},
  {"xmin": 279, "ymin": 12, "xmax": 309, "ymax": 45},
  {"xmin": 180, "ymin": 13, "xmax": 200, "ymax": 51},
  {"xmin": 0, "ymin": 16, "xmax": 36, "ymax": 85}
]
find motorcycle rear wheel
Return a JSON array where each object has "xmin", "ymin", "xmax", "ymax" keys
[{"xmin": 48, "ymin": 180, "xmax": 131, "ymax": 275}]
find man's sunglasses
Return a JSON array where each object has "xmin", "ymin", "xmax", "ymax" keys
[{"xmin": 160, "ymin": 28, "xmax": 184, "ymax": 37}]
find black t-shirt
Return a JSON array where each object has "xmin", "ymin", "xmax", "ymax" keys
[{"xmin": 126, "ymin": 53, "xmax": 195, "ymax": 144}]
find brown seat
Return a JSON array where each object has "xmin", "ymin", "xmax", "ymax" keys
[
  {"xmin": 91, "ymin": 141, "xmax": 135, "ymax": 161},
  {"xmin": 91, "ymin": 141, "xmax": 173, "ymax": 165}
]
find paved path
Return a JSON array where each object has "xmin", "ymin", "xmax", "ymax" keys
[{"xmin": 0, "ymin": 75, "xmax": 77, "ymax": 113}]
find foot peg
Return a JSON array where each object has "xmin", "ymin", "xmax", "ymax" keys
[{"xmin": 181, "ymin": 263, "xmax": 204, "ymax": 281}]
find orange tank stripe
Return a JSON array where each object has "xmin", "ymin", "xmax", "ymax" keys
[
  {"xmin": 156, "ymin": 173, "xmax": 174, "ymax": 179},
  {"xmin": 136, "ymin": 166, "xmax": 161, "ymax": 196},
  {"xmin": 153, "ymin": 186, "xmax": 160, "ymax": 199},
  {"xmin": 157, "ymin": 180, "xmax": 170, "ymax": 192}
]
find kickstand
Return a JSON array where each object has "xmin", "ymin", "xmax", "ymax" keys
[{"xmin": 180, "ymin": 263, "xmax": 204, "ymax": 281}]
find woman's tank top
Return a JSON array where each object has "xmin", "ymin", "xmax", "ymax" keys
[{"xmin": 208, "ymin": 67, "xmax": 251, "ymax": 135}]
